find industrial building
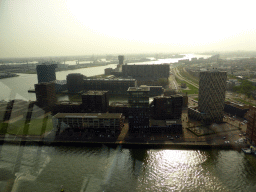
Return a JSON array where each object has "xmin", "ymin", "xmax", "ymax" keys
[
  {"xmin": 246, "ymin": 106, "xmax": 256, "ymax": 145},
  {"xmin": 67, "ymin": 73, "xmax": 85, "ymax": 93},
  {"xmin": 36, "ymin": 63, "xmax": 57, "ymax": 83},
  {"xmin": 84, "ymin": 79, "xmax": 137, "ymax": 95},
  {"xmin": 35, "ymin": 82, "xmax": 57, "ymax": 108},
  {"xmin": 122, "ymin": 64, "xmax": 169, "ymax": 80},
  {"xmin": 188, "ymin": 70, "xmax": 227, "ymax": 123},
  {"xmin": 53, "ymin": 113, "xmax": 124, "ymax": 137},
  {"xmin": 127, "ymin": 87, "xmax": 150, "ymax": 134},
  {"xmin": 82, "ymin": 90, "xmax": 109, "ymax": 113},
  {"xmin": 151, "ymin": 95, "xmax": 183, "ymax": 120}
]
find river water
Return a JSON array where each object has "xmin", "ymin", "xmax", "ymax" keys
[
  {"xmin": 0, "ymin": 144, "xmax": 256, "ymax": 191},
  {"xmin": 1, "ymin": 54, "xmax": 256, "ymax": 191}
]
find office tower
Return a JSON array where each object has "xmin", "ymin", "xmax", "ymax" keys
[
  {"xmin": 82, "ymin": 90, "xmax": 109, "ymax": 113},
  {"xmin": 198, "ymin": 70, "xmax": 227, "ymax": 123},
  {"xmin": 35, "ymin": 82, "xmax": 56, "ymax": 108},
  {"xmin": 67, "ymin": 73, "xmax": 85, "ymax": 93},
  {"xmin": 128, "ymin": 87, "xmax": 150, "ymax": 135},
  {"xmin": 36, "ymin": 63, "xmax": 57, "ymax": 83}
]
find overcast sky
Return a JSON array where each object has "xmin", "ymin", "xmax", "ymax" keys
[{"xmin": 0, "ymin": 0, "xmax": 256, "ymax": 58}]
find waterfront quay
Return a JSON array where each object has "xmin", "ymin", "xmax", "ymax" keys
[{"xmin": 0, "ymin": 114, "xmax": 248, "ymax": 150}]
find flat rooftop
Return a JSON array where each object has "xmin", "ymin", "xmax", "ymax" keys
[
  {"xmin": 82, "ymin": 90, "xmax": 108, "ymax": 96},
  {"xmin": 56, "ymin": 101, "xmax": 82, "ymax": 105},
  {"xmin": 54, "ymin": 113, "xmax": 122, "ymax": 119},
  {"xmin": 85, "ymin": 79, "xmax": 136, "ymax": 81},
  {"xmin": 127, "ymin": 87, "xmax": 150, "ymax": 92}
]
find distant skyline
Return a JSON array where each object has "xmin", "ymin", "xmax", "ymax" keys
[{"xmin": 1, "ymin": 0, "xmax": 256, "ymax": 58}]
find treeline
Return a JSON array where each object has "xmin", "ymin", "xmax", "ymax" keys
[{"xmin": 233, "ymin": 80, "xmax": 256, "ymax": 97}]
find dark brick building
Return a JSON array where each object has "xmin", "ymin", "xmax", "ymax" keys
[
  {"xmin": 128, "ymin": 87, "xmax": 150, "ymax": 135},
  {"xmin": 246, "ymin": 106, "xmax": 256, "ymax": 145},
  {"xmin": 35, "ymin": 82, "xmax": 56, "ymax": 108},
  {"xmin": 67, "ymin": 73, "xmax": 85, "ymax": 93},
  {"xmin": 151, "ymin": 95, "xmax": 183, "ymax": 120},
  {"xmin": 82, "ymin": 91, "xmax": 109, "ymax": 113}
]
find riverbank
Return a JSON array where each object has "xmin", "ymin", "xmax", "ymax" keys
[
  {"xmin": 0, "ymin": 74, "xmax": 19, "ymax": 79},
  {"xmin": 19, "ymin": 63, "xmax": 110, "ymax": 74}
]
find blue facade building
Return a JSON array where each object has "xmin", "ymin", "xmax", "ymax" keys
[{"xmin": 36, "ymin": 63, "xmax": 57, "ymax": 83}]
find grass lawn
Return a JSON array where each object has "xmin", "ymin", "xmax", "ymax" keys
[
  {"xmin": 175, "ymin": 77, "xmax": 199, "ymax": 94},
  {"xmin": 184, "ymin": 84, "xmax": 199, "ymax": 94},
  {"xmin": 179, "ymin": 68, "xmax": 199, "ymax": 85},
  {"xmin": 175, "ymin": 77, "xmax": 185, "ymax": 84},
  {"xmin": 0, "ymin": 118, "xmax": 53, "ymax": 136}
]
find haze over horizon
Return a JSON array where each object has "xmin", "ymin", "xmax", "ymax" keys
[{"xmin": 1, "ymin": 0, "xmax": 256, "ymax": 59}]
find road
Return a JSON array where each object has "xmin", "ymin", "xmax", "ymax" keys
[
  {"xmin": 168, "ymin": 72, "xmax": 179, "ymax": 92},
  {"xmin": 172, "ymin": 67, "xmax": 199, "ymax": 89}
]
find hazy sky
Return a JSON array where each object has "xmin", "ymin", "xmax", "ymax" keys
[{"xmin": 1, "ymin": 0, "xmax": 256, "ymax": 58}]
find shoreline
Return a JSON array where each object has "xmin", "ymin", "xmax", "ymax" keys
[
  {"xmin": 0, "ymin": 74, "xmax": 19, "ymax": 79},
  {"xmin": 18, "ymin": 63, "xmax": 111, "ymax": 74},
  {"xmin": 0, "ymin": 134, "xmax": 248, "ymax": 150}
]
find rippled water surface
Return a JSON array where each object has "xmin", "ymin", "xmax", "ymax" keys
[{"xmin": 1, "ymin": 144, "xmax": 256, "ymax": 192}]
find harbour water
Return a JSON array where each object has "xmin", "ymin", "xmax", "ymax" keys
[{"xmin": 1, "ymin": 54, "xmax": 256, "ymax": 191}]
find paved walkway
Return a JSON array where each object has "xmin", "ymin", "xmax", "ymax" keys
[{"xmin": 116, "ymin": 123, "xmax": 129, "ymax": 144}]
